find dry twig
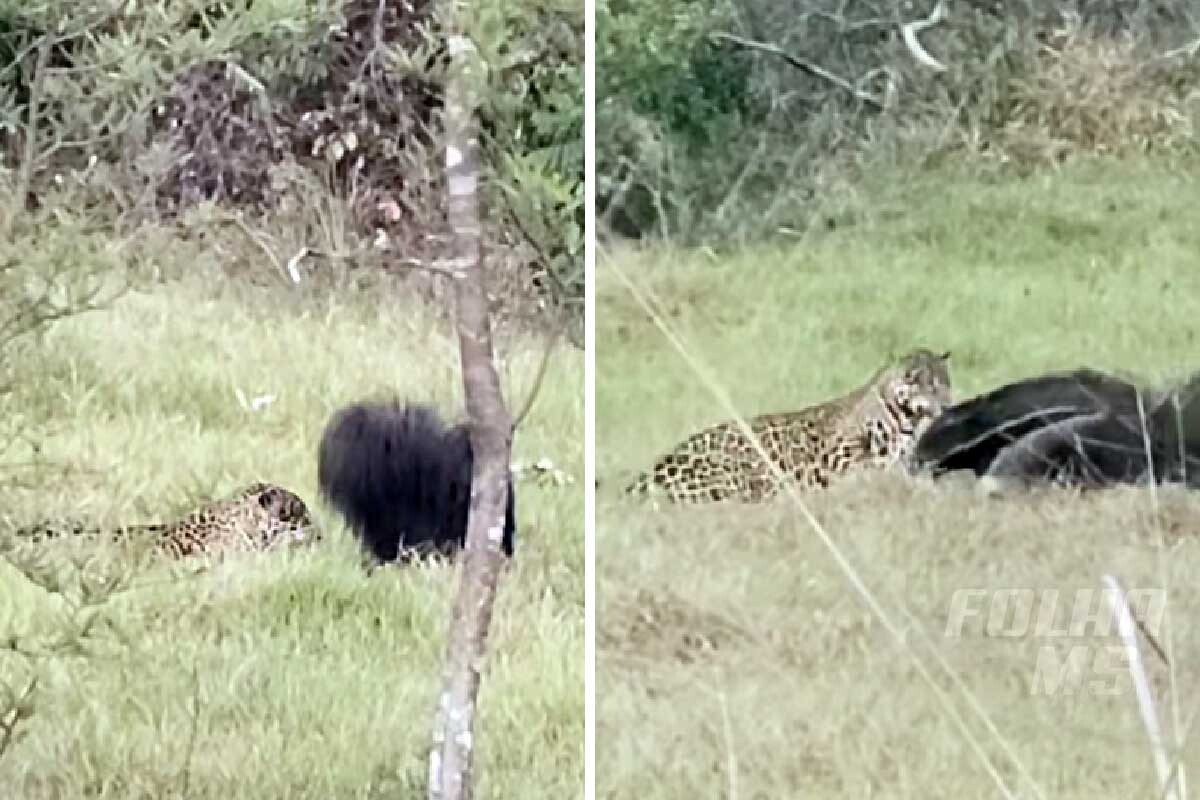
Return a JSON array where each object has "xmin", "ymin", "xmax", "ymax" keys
[{"xmin": 709, "ymin": 31, "xmax": 886, "ymax": 109}]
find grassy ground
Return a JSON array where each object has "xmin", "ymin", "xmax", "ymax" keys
[
  {"xmin": 598, "ymin": 159, "xmax": 1200, "ymax": 797},
  {"xmin": 0, "ymin": 267, "xmax": 583, "ymax": 797}
]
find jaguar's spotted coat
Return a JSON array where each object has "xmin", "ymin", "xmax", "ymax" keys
[
  {"xmin": 626, "ymin": 349, "xmax": 952, "ymax": 503},
  {"xmin": 10, "ymin": 482, "xmax": 318, "ymax": 558}
]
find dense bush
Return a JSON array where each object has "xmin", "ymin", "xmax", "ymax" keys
[
  {"xmin": 596, "ymin": 0, "xmax": 757, "ymax": 239},
  {"xmin": 0, "ymin": 0, "xmax": 582, "ymax": 322},
  {"xmin": 598, "ymin": 0, "xmax": 1200, "ymax": 243}
]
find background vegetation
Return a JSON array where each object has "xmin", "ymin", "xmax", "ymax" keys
[
  {"xmin": 0, "ymin": 0, "xmax": 583, "ymax": 796},
  {"xmin": 598, "ymin": 0, "xmax": 1200, "ymax": 242},
  {"xmin": 0, "ymin": 0, "xmax": 582, "ymax": 326}
]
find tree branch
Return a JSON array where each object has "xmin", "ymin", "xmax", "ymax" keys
[
  {"xmin": 3, "ymin": 34, "xmax": 52, "ymax": 241},
  {"xmin": 511, "ymin": 322, "xmax": 564, "ymax": 432},
  {"xmin": 709, "ymin": 31, "xmax": 885, "ymax": 109},
  {"xmin": 900, "ymin": 0, "xmax": 948, "ymax": 72}
]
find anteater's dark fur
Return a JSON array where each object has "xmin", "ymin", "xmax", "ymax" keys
[
  {"xmin": 317, "ymin": 401, "xmax": 516, "ymax": 562},
  {"xmin": 913, "ymin": 368, "xmax": 1200, "ymax": 489}
]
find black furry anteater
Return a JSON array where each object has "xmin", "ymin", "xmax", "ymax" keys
[
  {"xmin": 913, "ymin": 368, "xmax": 1200, "ymax": 489},
  {"xmin": 317, "ymin": 401, "xmax": 516, "ymax": 562}
]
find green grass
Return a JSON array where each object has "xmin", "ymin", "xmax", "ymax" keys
[
  {"xmin": 0, "ymin": 271, "xmax": 583, "ymax": 797},
  {"xmin": 597, "ymin": 159, "xmax": 1200, "ymax": 797}
]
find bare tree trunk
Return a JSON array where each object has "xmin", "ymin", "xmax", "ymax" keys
[{"xmin": 427, "ymin": 27, "xmax": 514, "ymax": 800}]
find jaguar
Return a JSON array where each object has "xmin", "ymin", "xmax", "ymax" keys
[{"xmin": 625, "ymin": 349, "xmax": 952, "ymax": 503}]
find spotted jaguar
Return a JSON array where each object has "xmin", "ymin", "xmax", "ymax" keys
[
  {"xmin": 10, "ymin": 482, "xmax": 318, "ymax": 558},
  {"xmin": 626, "ymin": 349, "xmax": 952, "ymax": 503}
]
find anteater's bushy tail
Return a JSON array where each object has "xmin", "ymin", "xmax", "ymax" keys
[{"xmin": 317, "ymin": 400, "xmax": 516, "ymax": 562}]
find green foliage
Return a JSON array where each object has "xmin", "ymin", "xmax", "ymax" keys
[
  {"xmin": 0, "ymin": 541, "xmax": 136, "ymax": 762},
  {"xmin": 0, "ymin": 2, "xmax": 342, "ymax": 161},
  {"xmin": 596, "ymin": 0, "xmax": 756, "ymax": 237},
  {"xmin": 0, "ymin": 0, "xmax": 583, "ymax": 318},
  {"xmin": 470, "ymin": 0, "xmax": 584, "ymax": 316},
  {"xmin": 598, "ymin": 0, "xmax": 1200, "ymax": 242},
  {"xmin": 0, "ymin": 215, "xmax": 127, "ymax": 366},
  {"xmin": 599, "ymin": 0, "xmax": 751, "ymax": 151},
  {"xmin": 496, "ymin": 151, "xmax": 583, "ymax": 315}
]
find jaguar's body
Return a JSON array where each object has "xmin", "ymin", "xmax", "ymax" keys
[
  {"xmin": 626, "ymin": 349, "xmax": 952, "ymax": 503},
  {"xmin": 13, "ymin": 482, "xmax": 318, "ymax": 559}
]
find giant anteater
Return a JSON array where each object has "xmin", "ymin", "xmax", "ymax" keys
[
  {"xmin": 317, "ymin": 400, "xmax": 516, "ymax": 562},
  {"xmin": 913, "ymin": 368, "xmax": 1200, "ymax": 489}
]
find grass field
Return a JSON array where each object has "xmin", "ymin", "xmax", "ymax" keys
[
  {"xmin": 597, "ymin": 159, "xmax": 1200, "ymax": 797},
  {"xmin": 0, "ymin": 268, "xmax": 583, "ymax": 797}
]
